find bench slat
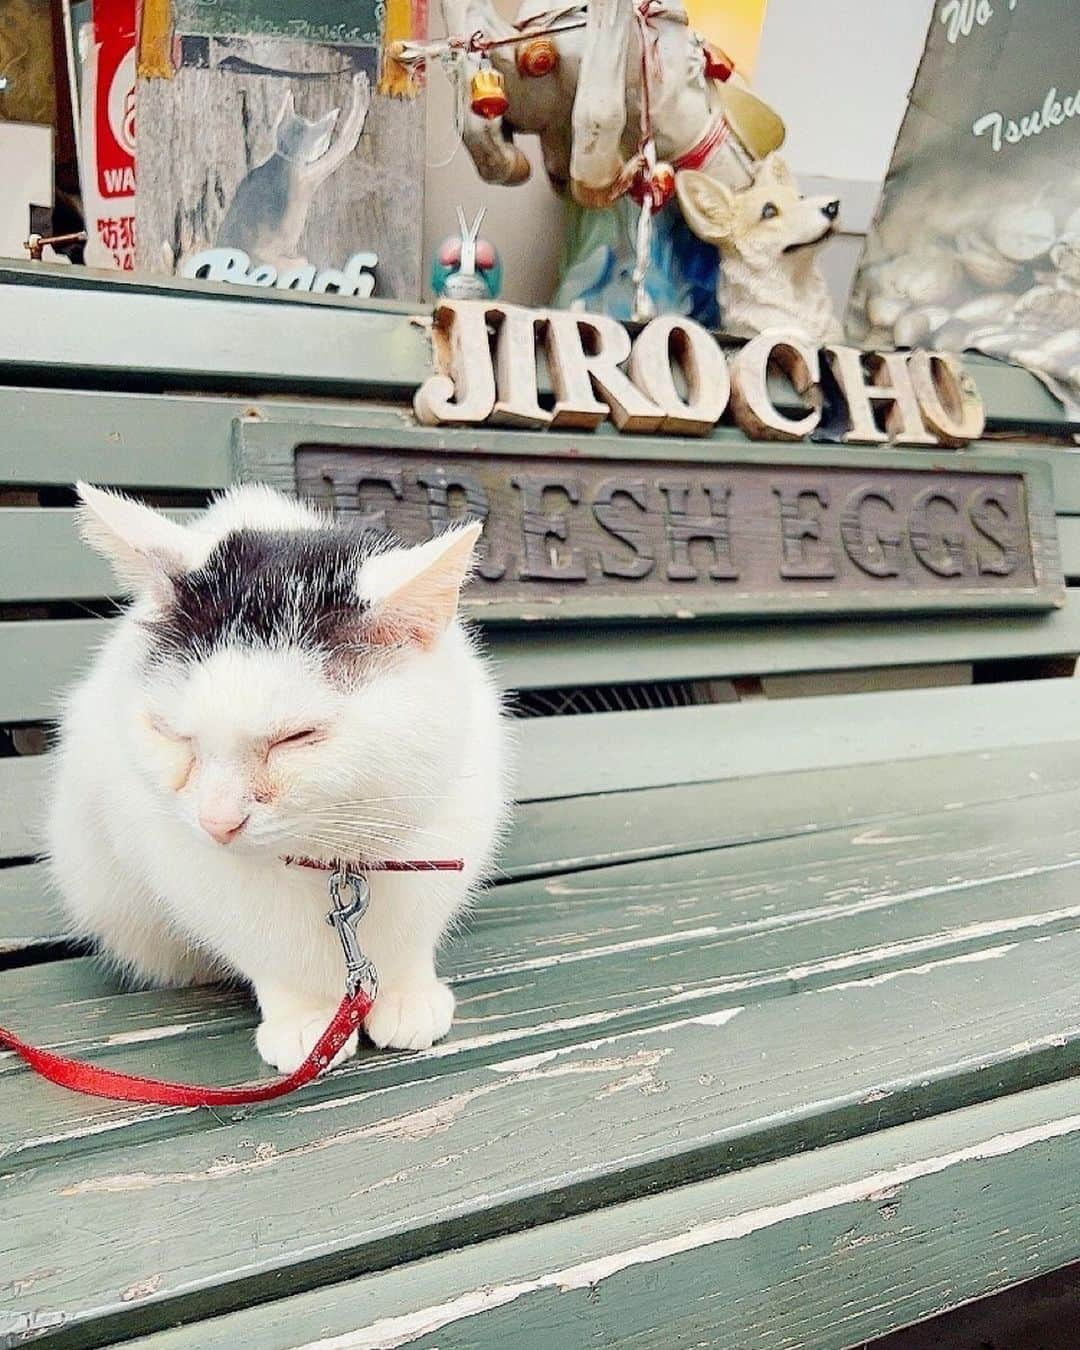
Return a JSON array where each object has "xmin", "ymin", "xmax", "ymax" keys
[
  {"xmin": 4, "ymin": 600, "xmax": 1080, "ymax": 727},
  {"xmin": 0, "ymin": 264, "xmax": 1074, "ymax": 435},
  {"xmin": 122, "ymin": 1074, "xmax": 1080, "ymax": 1350},
  {"xmin": 0, "ymin": 509, "xmax": 197, "ymax": 603},
  {"xmin": 0, "ymin": 621, "xmax": 107, "ymax": 725},
  {"xmin": 0, "ymin": 387, "xmax": 233, "ymax": 491},
  {"xmin": 7, "ymin": 679, "xmax": 1080, "ymax": 861},
  {"xmin": 491, "ymin": 604, "xmax": 1080, "ymax": 693},
  {"xmin": 8, "ymin": 739, "xmax": 1080, "ymax": 957},
  {"xmin": 5, "ymin": 782, "xmax": 1080, "ymax": 1168},
  {"xmin": 0, "ymin": 275, "xmax": 431, "ymax": 398},
  {"xmin": 514, "ymin": 678, "xmax": 1080, "ymax": 802},
  {"xmin": 0, "ymin": 864, "xmax": 58, "ymax": 955},
  {"xmin": 4, "ymin": 920, "xmax": 1079, "ymax": 1345},
  {"xmin": 1058, "ymin": 515, "xmax": 1080, "ymax": 579}
]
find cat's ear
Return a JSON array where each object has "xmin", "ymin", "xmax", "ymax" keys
[
  {"xmin": 359, "ymin": 522, "xmax": 482, "ymax": 649},
  {"xmin": 76, "ymin": 483, "xmax": 200, "ymax": 602}
]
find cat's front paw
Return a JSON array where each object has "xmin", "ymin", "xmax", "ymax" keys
[
  {"xmin": 256, "ymin": 1007, "xmax": 358, "ymax": 1074},
  {"xmin": 364, "ymin": 979, "xmax": 455, "ymax": 1051}
]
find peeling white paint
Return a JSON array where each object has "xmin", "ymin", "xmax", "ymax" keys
[
  {"xmin": 692, "ymin": 858, "xmax": 1080, "ymax": 949},
  {"xmin": 493, "ymin": 1008, "xmax": 743, "ymax": 1074},
  {"xmin": 851, "ymin": 826, "xmax": 930, "ymax": 846},
  {"xmin": 775, "ymin": 905, "xmax": 1080, "ymax": 986},
  {"xmin": 59, "ymin": 1050, "xmax": 672, "ymax": 1195},
  {"xmin": 375, "ymin": 988, "xmax": 730, "ymax": 1067},
  {"xmin": 691, "ymin": 1009, "xmax": 746, "ymax": 1028},
  {"xmin": 4, "ymin": 1106, "xmax": 198, "ymax": 1159},
  {"xmin": 294, "ymin": 1110, "xmax": 1080, "ymax": 1350},
  {"xmin": 104, "ymin": 1024, "xmax": 194, "ymax": 1047},
  {"xmin": 472, "ymin": 926, "xmax": 721, "ymax": 976},
  {"xmin": 829, "ymin": 944, "xmax": 1016, "ymax": 992}
]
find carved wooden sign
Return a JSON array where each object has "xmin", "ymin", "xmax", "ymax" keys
[
  {"xmin": 295, "ymin": 442, "xmax": 1064, "ymax": 620},
  {"xmin": 412, "ymin": 302, "xmax": 988, "ymax": 448}
]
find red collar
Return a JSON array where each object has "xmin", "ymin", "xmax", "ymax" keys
[{"xmin": 284, "ymin": 856, "xmax": 465, "ymax": 872}]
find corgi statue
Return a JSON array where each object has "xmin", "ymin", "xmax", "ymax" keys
[
  {"xmin": 676, "ymin": 155, "xmax": 843, "ymax": 343},
  {"xmin": 215, "ymin": 72, "xmax": 371, "ymax": 271}
]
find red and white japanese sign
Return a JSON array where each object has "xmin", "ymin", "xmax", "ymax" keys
[{"xmin": 82, "ymin": 0, "xmax": 137, "ymax": 269}]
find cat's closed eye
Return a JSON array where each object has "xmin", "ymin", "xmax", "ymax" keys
[
  {"xmin": 268, "ymin": 728, "xmax": 325, "ymax": 752},
  {"xmin": 145, "ymin": 715, "xmax": 196, "ymax": 791},
  {"xmin": 148, "ymin": 715, "xmax": 191, "ymax": 745}
]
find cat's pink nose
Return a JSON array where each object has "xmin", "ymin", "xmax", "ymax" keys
[{"xmin": 198, "ymin": 811, "xmax": 249, "ymax": 845}]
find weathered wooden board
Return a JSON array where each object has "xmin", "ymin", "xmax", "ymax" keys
[
  {"xmin": 0, "ymin": 621, "xmax": 107, "ymax": 726},
  {"xmin": 10, "ymin": 738, "xmax": 1080, "ymax": 960},
  {"xmin": 0, "ymin": 509, "xmax": 197, "ymax": 603},
  {"xmin": 499, "ymin": 739, "xmax": 1080, "ymax": 876},
  {"xmin": 296, "ymin": 444, "xmax": 1062, "ymax": 618},
  {"xmin": 6, "ymin": 780, "xmax": 1080, "ymax": 1169},
  {"xmin": 1059, "ymin": 514, "xmax": 1080, "ymax": 578},
  {"xmin": 123, "ymin": 1076, "xmax": 1080, "ymax": 1350},
  {"xmin": 0, "ymin": 278, "xmax": 429, "ymax": 397},
  {"xmin": 487, "ymin": 604, "xmax": 1080, "ymax": 691},
  {"xmin": 0, "ymin": 757, "xmax": 46, "ymax": 860},
  {"xmin": 4, "ymin": 926, "xmax": 1080, "ymax": 1345},
  {"xmin": 0, "ymin": 864, "xmax": 59, "ymax": 957},
  {"xmin": 5, "ymin": 597, "xmax": 1080, "ymax": 725},
  {"xmin": 0, "ymin": 387, "xmax": 419, "ymax": 490},
  {"xmin": 511, "ymin": 678, "xmax": 1080, "ymax": 803},
  {"xmin": 0, "ymin": 263, "xmax": 1076, "ymax": 439},
  {"xmin": 8, "ymin": 678, "xmax": 1080, "ymax": 861}
]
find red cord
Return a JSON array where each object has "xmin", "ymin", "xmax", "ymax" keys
[{"xmin": 0, "ymin": 989, "xmax": 373, "ymax": 1107}]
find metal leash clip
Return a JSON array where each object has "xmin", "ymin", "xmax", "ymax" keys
[{"xmin": 326, "ymin": 867, "xmax": 379, "ymax": 1000}]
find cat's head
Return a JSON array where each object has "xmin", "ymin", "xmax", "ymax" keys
[
  {"xmin": 274, "ymin": 89, "xmax": 339, "ymax": 164},
  {"xmin": 76, "ymin": 483, "xmax": 481, "ymax": 858}
]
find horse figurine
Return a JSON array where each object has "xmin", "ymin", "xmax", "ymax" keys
[{"xmin": 438, "ymin": 0, "xmax": 784, "ymax": 206}]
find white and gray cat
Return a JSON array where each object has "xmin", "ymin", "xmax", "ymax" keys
[
  {"xmin": 48, "ymin": 484, "xmax": 509, "ymax": 1071},
  {"xmin": 216, "ymin": 72, "xmax": 371, "ymax": 269}
]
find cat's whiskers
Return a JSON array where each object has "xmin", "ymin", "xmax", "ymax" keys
[
  {"xmin": 295, "ymin": 819, "xmax": 456, "ymax": 848},
  {"xmin": 301, "ymin": 813, "xmax": 457, "ymax": 841},
  {"xmin": 310, "ymin": 793, "xmax": 454, "ymax": 812}
]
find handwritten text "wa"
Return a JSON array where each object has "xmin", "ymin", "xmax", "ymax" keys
[{"xmin": 940, "ymin": 0, "xmax": 1018, "ymax": 46}]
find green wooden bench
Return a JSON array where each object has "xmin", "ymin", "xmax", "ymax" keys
[{"xmin": 3, "ymin": 262, "xmax": 1080, "ymax": 1348}]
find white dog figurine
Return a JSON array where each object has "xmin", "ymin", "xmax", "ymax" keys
[{"xmin": 677, "ymin": 155, "xmax": 843, "ymax": 343}]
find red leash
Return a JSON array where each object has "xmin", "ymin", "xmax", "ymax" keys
[
  {"xmin": 0, "ymin": 994, "xmax": 372, "ymax": 1107},
  {"xmin": 0, "ymin": 858, "xmax": 463, "ymax": 1107}
]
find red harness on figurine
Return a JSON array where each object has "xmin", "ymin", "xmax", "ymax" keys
[
  {"xmin": 0, "ymin": 858, "xmax": 463, "ymax": 1106},
  {"xmin": 671, "ymin": 111, "xmax": 731, "ymax": 173}
]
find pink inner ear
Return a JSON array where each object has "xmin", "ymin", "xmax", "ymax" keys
[
  {"xmin": 438, "ymin": 241, "xmax": 462, "ymax": 266},
  {"xmin": 359, "ymin": 524, "xmax": 481, "ymax": 653},
  {"xmin": 475, "ymin": 241, "xmax": 496, "ymax": 269}
]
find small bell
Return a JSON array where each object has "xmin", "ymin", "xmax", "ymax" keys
[
  {"xmin": 703, "ymin": 43, "xmax": 734, "ymax": 82},
  {"xmin": 516, "ymin": 36, "xmax": 558, "ymax": 78},
  {"xmin": 470, "ymin": 66, "xmax": 509, "ymax": 119},
  {"xmin": 629, "ymin": 161, "xmax": 675, "ymax": 211}
]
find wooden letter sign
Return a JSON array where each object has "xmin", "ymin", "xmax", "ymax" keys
[
  {"xmin": 413, "ymin": 302, "xmax": 988, "ymax": 447},
  {"xmin": 293, "ymin": 438, "xmax": 1063, "ymax": 621}
]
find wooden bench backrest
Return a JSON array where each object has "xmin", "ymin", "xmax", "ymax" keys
[{"xmin": 3, "ymin": 265, "xmax": 1080, "ymax": 884}]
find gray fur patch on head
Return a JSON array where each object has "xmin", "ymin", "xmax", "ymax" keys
[{"xmin": 145, "ymin": 524, "xmax": 395, "ymax": 666}]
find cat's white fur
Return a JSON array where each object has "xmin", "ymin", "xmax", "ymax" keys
[{"xmin": 48, "ymin": 484, "xmax": 509, "ymax": 1070}]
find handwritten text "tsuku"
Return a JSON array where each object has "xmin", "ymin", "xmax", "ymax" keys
[{"xmin": 973, "ymin": 84, "xmax": 1079, "ymax": 151}]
